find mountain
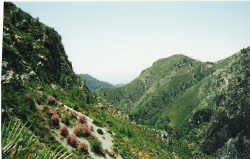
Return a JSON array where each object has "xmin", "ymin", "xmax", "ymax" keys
[
  {"xmin": 2, "ymin": 3, "xmax": 87, "ymax": 91},
  {"xmin": 97, "ymin": 54, "xmax": 215, "ymax": 115},
  {"xmin": 2, "ymin": 3, "xmax": 205, "ymax": 159},
  {"xmin": 114, "ymin": 83, "xmax": 126, "ymax": 87},
  {"xmin": 79, "ymin": 74, "xmax": 114, "ymax": 91},
  {"xmin": 3, "ymin": 2, "xmax": 249, "ymax": 158},
  {"xmin": 97, "ymin": 50, "xmax": 250, "ymax": 158}
]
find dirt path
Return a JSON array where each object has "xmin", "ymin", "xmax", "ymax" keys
[{"xmin": 63, "ymin": 105, "xmax": 123, "ymax": 159}]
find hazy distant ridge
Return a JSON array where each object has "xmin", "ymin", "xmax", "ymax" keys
[{"xmin": 79, "ymin": 74, "xmax": 115, "ymax": 91}]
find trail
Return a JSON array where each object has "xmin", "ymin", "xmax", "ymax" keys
[{"xmin": 63, "ymin": 105, "xmax": 123, "ymax": 159}]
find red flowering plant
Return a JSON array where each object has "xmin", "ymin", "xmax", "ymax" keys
[
  {"xmin": 74, "ymin": 124, "xmax": 91, "ymax": 137},
  {"xmin": 67, "ymin": 134, "xmax": 78, "ymax": 147},
  {"xmin": 83, "ymin": 124, "xmax": 91, "ymax": 136},
  {"xmin": 74, "ymin": 124, "xmax": 83, "ymax": 137},
  {"xmin": 47, "ymin": 95, "xmax": 57, "ymax": 105},
  {"xmin": 60, "ymin": 126, "xmax": 69, "ymax": 137},
  {"xmin": 79, "ymin": 142, "xmax": 88, "ymax": 153},
  {"xmin": 51, "ymin": 113, "xmax": 60, "ymax": 125},
  {"xmin": 48, "ymin": 109, "xmax": 56, "ymax": 117},
  {"xmin": 78, "ymin": 115, "xmax": 87, "ymax": 124}
]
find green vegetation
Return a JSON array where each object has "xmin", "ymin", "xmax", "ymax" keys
[
  {"xmin": 2, "ymin": 118, "xmax": 72, "ymax": 159},
  {"xmin": 79, "ymin": 74, "xmax": 114, "ymax": 91},
  {"xmin": 2, "ymin": 2, "xmax": 249, "ymax": 159},
  {"xmin": 2, "ymin": 3, "xmax": 193, "ymax": 159},
  {"xmin": 89, "ymin": 139, "xmax": 103, "ymax": 154},
  {"xmin": 97, "ymin": 48, "xmax": 250, "ymax": 158},
  {"xmin": 97, "ymin": 54, "xmax": 215, "ymax": 129}
]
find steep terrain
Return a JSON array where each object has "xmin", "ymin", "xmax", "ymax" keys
[
  {"xmin": 97, "ymin": 49, "xmax": 250, "ymax": 158},
  {"xmin": 2, "ymin": 3, "xmax": 87, "ymax": 90},
  {"xmin": 97, "ymin": 55, "xmax": 215, "ymax": 127},
  {"xmin": 3, "ymin": 2, "xmax": 249, "ymax": 159},
  {"xmin": 2, "ymin": 3, "xmax": 205, "ymax": 159},
  {"xmin": 79, "ymin": 74, "xmax": 114, "ymax": 91}
]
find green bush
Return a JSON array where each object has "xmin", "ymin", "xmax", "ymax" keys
[
  {"xmin": 2, "ymin": 118, "xmax": 72, "ymax": 158},
  {"xmin": 93, "ymin": 120, "xmax": 104, "ymax": 127},
  {"xmin": 73, "ymin": 105, "xmax": 79, "ymax": 111},
  {"xmin": 89, "ymin": 139, "xmax": 103, "ymax": 155},
  {"xmin": 62, "ymin": 113, "xmax": 71, "ymax": 126},
  {"xmin": 119, "ymin": 126, "xmax": 134, "ymax": 138}
]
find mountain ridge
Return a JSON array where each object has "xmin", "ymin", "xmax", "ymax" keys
[
  {"xmin": 2, "ymin": 2, "xmax": 249, "ymax": 159},
  {"xmin": 97, "ymin": 49, "xmax": 250, "ymax": 158},
  {"xmin": 2, "ymin": 3, "xmax": 197, "ymax": 159},
  {"xmin": 79, "ymin": 74, "xmax": 114, "ymax": 91}
]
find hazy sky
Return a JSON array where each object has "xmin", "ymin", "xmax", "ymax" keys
[{"xmin": 13, "ymin": 2, "xmax": 250, "ymax": 84}]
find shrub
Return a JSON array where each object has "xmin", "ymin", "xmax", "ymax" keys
[
  {"xmin": 2, "ymin": 119, "xmax": 73, "ymax": 158},
  {"xmin": 47, "ymin": 95, "xmax": 57, "ymax": 105},
  {"xmin": 79, "ymin": 142, "xmax": 88, "ymax": 153},
  {"xmin": 89, "ymin": 139, "xmax": 103, "ymax": 155},
  {"xmin": 67, "ymin": 134, "xmax": 78, "ymax": 148},
  {"xmin": 38, "ymin": 94, "xmax": 47, "ymax": 105},
  {"xmin": 93, "ymin": 120, "xmax": 103, "ymax": 127},
  {"xmin": 60, "ymin": 126, "xmax": 69, "ymax": 137},
  {"xmin": 51, "ymin": 114, "xmax": 60, "ymax": 125},
  {"xmin": 71, "ymin": 112, "xmax": 78, "ymax": 119},
  {"xmin": 73, "ymin": 105, "xmax": 79, "ymax": 110},
  {"xmin": 119, "ymin": 126, "xmax": 134, "ymax": 138},
  {"xmin": 74, "ymin": 124, "xmax": 84, "ymax": 137},
  {"xmin": 48, "ymin": 109, "xmax": 56, "ymax": 117},
  {"xmin": 23, "ymin": 94, "xmax": 36, "ymax": 109},
  {"xmin": 62, "ymin": 113, "xmax": 71, "ymax": 126},
  {"xmin": 56, "ymin": 101, "xmax": 64, "ymax": 107},
  {"xmin": 107, "ymin": 130, "xmax": 112, "ymax": 135},
  {"xmin": 43, "ymin": 105, "xmax": 49, "ymax": 113},
  {"xmin": 44, "ymin": 125, "xmax": 50, "ymax": 130},
  {"xmin": 24, "ymin": 93, "xmax": 31, "ymax": 100},
  {"xmin": 74, "ymin": 124, "xmax": 91, "ymax": 137},
  {"xmin": 78, "ymin": 115, "xmax": 87, "ymax": 124},
  {"xmin": 83, "ymin": 124, "xmax": 91, "ymax": 136}
]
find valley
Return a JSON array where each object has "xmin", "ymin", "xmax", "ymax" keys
[
  {"xmin": 79, "ymin": 74, "xmax": 115, "ymax": 91},
  {"xmin": 1, "ymin": 2, "xmax": 249, "ymax": 159}
]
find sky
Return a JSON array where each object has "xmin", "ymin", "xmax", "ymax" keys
[{"xmin": 12, "ymin": 2, "xmax": 250, "ymax": 84}]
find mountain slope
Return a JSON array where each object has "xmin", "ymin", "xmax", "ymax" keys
[
  {"xmin": 97, "ymin": 55, "xmax": 215, "ymax": 126},
  {"xmin": 2, "ymin": 3, "xmax": 87, "ymax": 90},
  {"xmin": 2, "ymin": 3, "xmax": 203, "ymax": 159},
  {"xmin": 97, "ymin": 49, "xmax": 250, "ymax": 158},
  {"xmin": 1, "ymin": 2, "xmax": 95, "ymax": 158},
  {"xmin": 79, "ymin": 74, "xmax": 114, "ymax": 91}
]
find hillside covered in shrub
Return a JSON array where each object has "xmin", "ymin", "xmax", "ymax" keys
[
  {"xmin": 1, "ymin": 2, "xmax": 215, "ymax": 159},
  {"xmin": 97, "ymin": 48, "xmax": 250, "ymax": 158}
]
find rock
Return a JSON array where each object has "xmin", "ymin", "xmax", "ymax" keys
[{"xmin": 97, "ymin": 128, "xmax": 104, "ymax": 135}]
